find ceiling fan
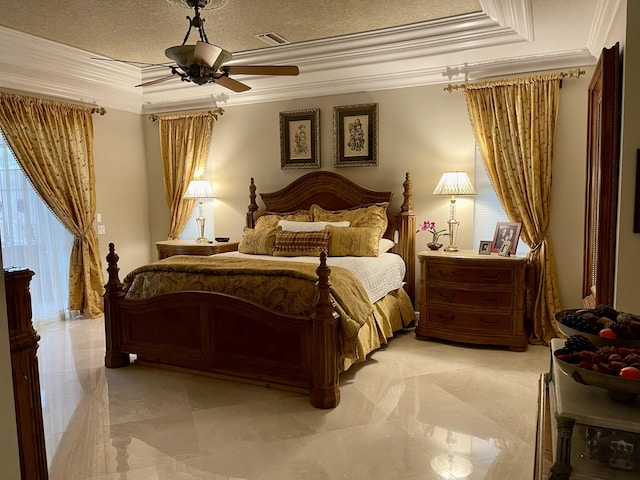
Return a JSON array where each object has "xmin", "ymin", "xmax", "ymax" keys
[{"xmin": 102, "ymin": 0, "xmax": 299, "ymax": 91}]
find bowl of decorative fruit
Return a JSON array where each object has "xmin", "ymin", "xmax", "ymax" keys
[
  {"xmin": 555, "ymin": 306, "xmax": 640, "ymax": 347},
  {"xmin": 554, "ymin": 335, "xmax": 640, "ymax": 402}
]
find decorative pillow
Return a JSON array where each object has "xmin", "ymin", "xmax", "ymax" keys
[
  {"xmin": 378, "ymin": 237, "xmax": 396, "ymax": 254},
  {"xmin": 272, "ymin": 230, "xmax": 331, "ymax": 257},
  {"xmin": 238, "ymin": 227, "xmax": 280, "ymax": 255},
  {"xmin": 310, "ymin": 203, "xmax": 389, "ymax": 237},
  {"xmin": 326, "ymin": 226, "xmax": 381, "ymax": 257},
  {"xmin": 254, "ymin": 210, "xmax": 311, "ymax": 230},
  {"xmin": 278, "ymin": 219, "xmax": 350, "ymax": 232}
]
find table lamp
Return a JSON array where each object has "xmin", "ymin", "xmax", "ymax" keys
[
  {"xmin": 183, "ymin": 180, "xmax": 215, "ymax": 242},
  {"xmin": 433, "ymin": 171, "xmax": 476, "ymax": 252}
]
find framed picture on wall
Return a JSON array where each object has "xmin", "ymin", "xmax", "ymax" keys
[
  {"xmin": 279, "ymin": 108, "xmax": 320, "ymax": 169},
  {"xmin": 333, "ymin": 103, "xmax": 378, "ymax": 167},
  {"xmin": 491, "ymin": 222, "xmax": 522, "ymax": 255}
]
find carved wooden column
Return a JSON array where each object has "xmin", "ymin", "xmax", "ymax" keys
[{"xmin": 5, "ymin": 267, "xmax": 48, "ymax": 480}]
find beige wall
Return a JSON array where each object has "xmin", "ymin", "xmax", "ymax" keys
[
  {"xmin": 143, "ymin": 76, "xmax": 591, "ymax": 308},
  {"xmin": 93, "ymin": 108, "xmax": 151, "ymax": 277}
]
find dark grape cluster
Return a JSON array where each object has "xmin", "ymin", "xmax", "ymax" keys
[
  {"xmin": 592, "ymin": 305, "xmax": 618, "ymax": 321},
  {"xmin": 561, "ymin": 312, "xmax": 600, "ymax": 334},
  {"xmin": 557, "ymin": 335, "xmax": 597, "ymax": 355}
]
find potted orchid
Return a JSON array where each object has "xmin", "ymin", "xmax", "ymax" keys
[{"xmin": 417, "ymin": 220, "xmax": 448, "ymax": 250}]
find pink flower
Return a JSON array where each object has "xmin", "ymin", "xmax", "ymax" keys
[{"xmin": 417, "ymin": 220, "xmax": 448, "ymax": 242}]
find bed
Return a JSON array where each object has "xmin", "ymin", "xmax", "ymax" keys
[{"xmin": 103, "ymin": 171, "xmax": 416, "ymax": 408}]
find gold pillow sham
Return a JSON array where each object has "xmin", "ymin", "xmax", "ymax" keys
[
  {"xmin": 326, "ymin": 226, "xmax": 381, "ymax": 257},
  {"xmin": 254, "ymin": 210, "xmax": 311, "ymax": 230},
  {"xmin": 238, "ymin": 226, "xmax": 280, "ymax": 255},
  {"xmin": 310, "ymin": 203, "xmax": 388, "ymax": 236}
]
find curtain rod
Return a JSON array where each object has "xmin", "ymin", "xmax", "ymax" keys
[
  {"xmin": 91, "ymin": 107, "xmax": 107, "ymax": 115},
  {"xmin": 148, "ymin": 108, "xmax": 225, "ymax": 121},
  {"xmin": 444, "ymin": 68, "xmax": 586, "ymax": 93}
]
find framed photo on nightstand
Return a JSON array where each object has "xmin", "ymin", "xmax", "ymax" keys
[
  {"xmin": 478, "ymin": 240, "xmax": 492, "ymax": 255},
  {"xmin": 491, "ymin": 222, "xmax": 521, "ymax": 255}
]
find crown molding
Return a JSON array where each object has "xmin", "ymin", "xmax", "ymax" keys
[
  {"xmin": 0, "ymin": 26, "xmax": 142, "ymax": 113},
  {"xmin": 0, "ymin": 0, "xmax": 597, "ymax": 114},
  {"xmin": 586, "ymin": 0, "xmax": 624, "ymax": 56}
]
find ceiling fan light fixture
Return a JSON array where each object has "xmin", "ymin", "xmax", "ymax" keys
[
  {"xmin": 193, "ymin": 41, "xmax": 224, "ymax": 67},
  {"xmin": 165, "ymin": 45, "xmax": 196, "ymax": 68}
]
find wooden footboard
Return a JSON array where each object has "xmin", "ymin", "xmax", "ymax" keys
[{"xmin": 103, "ymin": 243, "xmax": 341, "ymax": 408}]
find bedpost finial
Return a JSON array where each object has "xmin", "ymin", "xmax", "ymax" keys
[{"xmin": 401, "ymin": 172, "xmax": 414, "ymax": 213}]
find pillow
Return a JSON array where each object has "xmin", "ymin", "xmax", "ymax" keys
[
  {"xmin": 378, "ymin": 238, "xmax": 396, "ymax": 254},
  {"xmin": 254, "ymin": 210, "xmax": 311, "ymax": 230},
  {"xmin": 272, "ymin": 230, "xmax": 331, "ymax": 257},
  {"xmin": 278, "ymin": 219, "xmax": 350, "ymax": 232},
  {"xmin": 326, "ymin": 226, "xmax": 381, "ymax": 257},
  {"xmin": 310, "ymin": 203, "xmax": 389, "ymax": 237},
  {"xmin": 238, "ymin": 227, "xmax": 280, "ymax": 255}
]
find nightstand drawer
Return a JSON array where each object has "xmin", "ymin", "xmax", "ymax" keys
[
  {"xmin": 426, "ymin": 306, "xmax": 513, "ymax": 333},
  {"xmin": 425, "ymin": 264, "xmax": 513, "ymax": 286},
  {"xmin": 426, "ymin": 286, "xmax": 513, "ymax": 309}
]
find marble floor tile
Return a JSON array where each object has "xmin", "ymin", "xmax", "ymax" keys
[{"xmin": 36, "ymin": 317, "xmax": 549, "ymax": 479}]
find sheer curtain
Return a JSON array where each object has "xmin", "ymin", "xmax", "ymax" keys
[{"xmin": 0, "ymin": 135, "xmax": 73, "ymax": 322}]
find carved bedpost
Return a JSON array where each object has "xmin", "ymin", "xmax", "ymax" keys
[
  {"xmin": 311, "ymin": 252, "xmax": 340, "ymax": 409},
  {"xmin": 103, "ymin": 243, "xmax": 129, "ymax": 368},
  {"xmin": 246, "ymin": 177, "xmax": 258, "ymax": 228},
  {"xmin": 398, "ymin": 172, "xmax": 416, "ymax": 304}
]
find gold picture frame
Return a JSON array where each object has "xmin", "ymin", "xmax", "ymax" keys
[
  {"xmin": 280, "ymin": 108, "xmax": 320, "ymax": 169},
  {"xmin": 333, "ymin": 103, "xmax": 378, "ymax": 167}
]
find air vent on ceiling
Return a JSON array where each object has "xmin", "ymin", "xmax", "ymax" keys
[{"xmin": 255, "ymin": 32, "xmax": 290, "ymax": 46}]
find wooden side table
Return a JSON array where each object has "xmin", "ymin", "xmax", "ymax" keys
[
  {"xmin": 416, "ymin": 249, "xmax": 528, "ymax": 351},
  {"xmin": 156, "ymin": 240, "xmax": 239, "ymax": 260}
]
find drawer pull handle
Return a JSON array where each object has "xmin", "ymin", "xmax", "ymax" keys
[
  {"xmin": 480, "ymin": 318, "xmax": 500, "ymax": 326},
  {"xmin": 481, "ymin": 273, "xmax": 502, "ymax": 280},
  {"xmin": 480, "ymin": 295, "xmax": 502, "ymax": 303},
  {"xmin": 437, "ymin": 270, "xmax": 455, "ymax": 278},
  {"xmin": 438, "ymin": 292, "xmax": 455, "ymax": 300},
  {"xmin": 438, "ymin": 313, "xmax": 456, "ymax": 322}
]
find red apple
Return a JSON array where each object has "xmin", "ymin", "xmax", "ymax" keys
[
  {"xmin": 599, "ymin": 328, "xmax": 617, "ymax": 339},
  {"xmin": 619, "ymin": 367, "xmax": 640, "ymax": 380}
]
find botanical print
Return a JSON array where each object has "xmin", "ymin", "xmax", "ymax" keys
[
  {"xmin": 343, "ymin": 115, "xmax": 369, "ymax": 157},
  {"xmin": 289, "ymin": 119, "xmax": 311, "ymax": 159}
]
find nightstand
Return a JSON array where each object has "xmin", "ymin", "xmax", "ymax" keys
[
  {"xmin": 416, "ymin": 249, "xmax": 528, "ymax": 351},
  {"xmin": 155, "ymin": 240, "xmax": 239, "ymax": 260}
]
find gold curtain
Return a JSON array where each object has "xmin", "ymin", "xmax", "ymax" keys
[
  {"xmin": 462, "ymin": 74, "xmax": 564, "ymax": 344},
  {"xmin": 152, "ymin": 109, "xmax": 223, "ymax": 240},
  {"xmin": 0, "ymin": 92, "xmax": 104, "ymax": 317}
]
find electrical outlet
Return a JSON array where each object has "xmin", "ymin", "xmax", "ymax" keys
[{"xmin": 97, "ymin": 225, "xmax": 106, "ymax": 235}]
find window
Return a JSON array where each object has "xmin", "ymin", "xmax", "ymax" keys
[
  {"xmin": 472, "ymin": 145, "xmax": 529, "ymax": 256},
  {"xmin": 0, "ymin": 135, "xmax": 73, "ymax": 322}
]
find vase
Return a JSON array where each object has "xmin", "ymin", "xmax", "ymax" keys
[{"xmin": 427, "ymin": 242, "xmax": 443, "ymax": 251}]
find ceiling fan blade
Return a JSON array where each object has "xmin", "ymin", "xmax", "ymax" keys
[
  {"xmin": 135, "ymin": 75, "xmax": 176, "ymax": 87},
  {"xmin": 193, "ymin": 41, "xmax": 223, "ymax": 67},
  {"xmin": 222, "ymin": 65, "xmax": 299, "ymax": 76},
  {"xmin": 215, "ymin": 76, "xmax": 251, "ymax": 92}
]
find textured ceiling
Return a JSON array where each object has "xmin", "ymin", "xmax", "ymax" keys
[{"xmin": 0, "ymin": 0, "xmax": 481, "ymax": 64}]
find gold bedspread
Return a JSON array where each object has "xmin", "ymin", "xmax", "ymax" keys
[{"xmin": 123, "ymin": 255, "xmax": 374, "ymax": 359}]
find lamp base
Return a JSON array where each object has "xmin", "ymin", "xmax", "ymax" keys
[
  {"xmin": 444, "ymin": 246, "xmax": 459, "ymax": 252},
  {"xmin": 196, "ymin": 237, "xmax": 208, "ymax": 243}
]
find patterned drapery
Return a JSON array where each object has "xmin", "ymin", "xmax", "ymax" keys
[
  {"xmin": 152, "ymin": 109, "xmax": 224, "ymax": 240},
  {"xmin": 462, "ymin": 74, "xmax": 564, "ymax": 344},
  {"xmin": 0, "ymin": 92, "xmax": 104, "ymax": 317}
]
